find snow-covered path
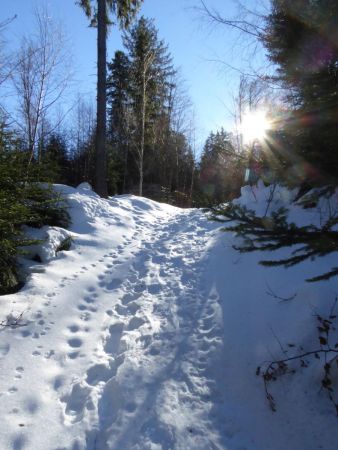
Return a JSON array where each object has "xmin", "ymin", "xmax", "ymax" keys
[
  {"xmin": 0, "ymin": 191, "xmax": 229, "ymax": 450},
  {"xmin": 1, "ymin": 185, "xmax": 338, "ymax": 450}
]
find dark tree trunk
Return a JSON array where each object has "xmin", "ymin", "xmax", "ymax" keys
[{"xmin": 96, "ymin": 0, "xmax": 108, "ymax": 197}]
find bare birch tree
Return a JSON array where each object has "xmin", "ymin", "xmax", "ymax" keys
[{"xmin": 11, "ymin": 7, "xmax": 72, "ymax": 172}]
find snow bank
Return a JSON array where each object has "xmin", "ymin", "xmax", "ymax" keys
[
  {"xmin": 235, "ymin": 179, "xmax": 338, "ymax": 227},
  {"xmin": 23, "ymin": 226, "xmax": 73, "ymax": 263}
]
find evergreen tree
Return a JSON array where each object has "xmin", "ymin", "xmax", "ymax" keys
[
  {"xmin": 264, "ymin": 0, "xmax": 338, "ymax": 184},
  {"xmin": 199, "ymin": 128, "xmax": 245, "ymax": 204},
  {"xmin": 106, "ymin": 16, "xmax": 193, "ymax": 202},
  {"xmin": 107, "ymin": 50, "xmax": 132, "ymax": 193},
  {"xmin": 42, "ymin": 133, "xmax": 70, "ymax": 184},
  {"xmin": 123, "ymin": 16, "xmax": 175, "ymax": 195},
  {"xmin": 0, "ymin": 121, "xmax": 70, "ymax": 294},
  {"xmin": 77, "ymin": 0, "xmax": 143, "ymax": 197}
]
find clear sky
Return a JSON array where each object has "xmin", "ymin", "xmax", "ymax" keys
[{"xmin": 2, "ymin": 0, "xmax": 269, "ymax": 150}]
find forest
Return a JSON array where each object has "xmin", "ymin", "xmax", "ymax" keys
[{"xmin": 0, "ymin": 2, "xmax": 338, "ymax": 449}]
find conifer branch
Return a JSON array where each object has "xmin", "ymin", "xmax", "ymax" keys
[{"xmin": 212, "ymin": 202, "xmax": 338, "ymax": 281}]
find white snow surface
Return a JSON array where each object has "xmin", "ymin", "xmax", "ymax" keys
[{"xmin": 0, "ymin": 183, "xmax": 337, "ymax": 450}]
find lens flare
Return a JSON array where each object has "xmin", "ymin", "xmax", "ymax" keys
[{"xmin": 241, "ymin": 110, "xmax": 270, "ymax": 144}]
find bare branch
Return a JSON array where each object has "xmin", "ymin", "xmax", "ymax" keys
[{"xmin": 198, "ymin": 0, "xmax": 265, "ymax": 39}]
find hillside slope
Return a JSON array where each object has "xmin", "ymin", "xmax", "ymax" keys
[{"xmin": 0, "ymin": 183, "xmax": 337, "ymax": 450}]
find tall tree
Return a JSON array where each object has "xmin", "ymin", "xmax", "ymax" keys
[
  {"xmin": 77, "ymin": 0, "xmax": 143, "ymax": 197},
  {"xmin": 264, "ymin": 0, "xmax": 338, "ymax": 184},
  {"xmin": 11, "ymin": 7, "xmax": 71, "ymax": 174},
  {"xmin": 124, "ymin": 16, "xmax": 174, "ymax": 195},
  {"xmin": 107, "ymin": 50, "xmax": 131, "ymax": 193},
  {"xmin": 199, "ymin": 129, "xmax": 245, "ymax": 204}
]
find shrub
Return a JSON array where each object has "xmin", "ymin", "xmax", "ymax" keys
[{"xmin": 0, "ymin": 137, "xmax": 70, "ymax": 294}]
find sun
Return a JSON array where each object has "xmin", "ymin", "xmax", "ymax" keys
[{"xmin": 241, "ymin": 109, "xmax": 270, "ymax": 144}]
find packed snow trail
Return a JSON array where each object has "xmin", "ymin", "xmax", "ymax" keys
[
  {"xmin": 0, "ymin": 189, "xmax": 228, "ymax": 450},
  {"xmin": 0, "ymin": 184, "xmax": 337, "ymax": 450}
]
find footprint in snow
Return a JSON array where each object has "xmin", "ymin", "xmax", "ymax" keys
[
  {"xmin": 53, "ymin": 375, "xmax": 65, "ymax": 391},
  {"xmin": 62, "ymin": 382, "xmax": 91, "ymax": 424},
  {"xmin": 148, "ymin": 345, "xmax": 161, "ymax": 356},
  {"xmin": 86, "ymin": 363, "xmax": 113, "ymax": 386},
  {"xmin": 67, "ymin": 324, "xmax": 80, "ymax": 333},
  {"xmin": 114, "ymin": 304, "xmax": 128, "ymax": 316},
  {"xmin": 121, "ymin": 292, "xmax": 141, "ymax": 305},
  {"xmin": 104, "ymin": 323, "xmax": 124, "ymax": 355},
  {"xmin": 44, "ymin": 349, "xmax": 55, "ymax": 359},
  {"xmin": 105, "ymin": 278, "xmax": 123, "ymax": 291},
  {"xmin": 68, "ymin": 338, "xmax": 83, "ymax": 348},
  {"xmin": 134, "ymin": 283, "xmax": 146, "ymax": 293},
  {"xmin": 20, "ymin": 330, "xmax": 31, "ymax": 338},
  {"xmin": 97, "ymin": 378, "xmax": 124, "ymax": 430},
  {"xmin": 147, "ymin": 284, "xmax": 161, "ymax": 295},
  {"xmin": 80, "ymin": 312, "xmax": 91, "ymax": 322},
  {"xmin": 23, "ymin": 396, "xmax": 40, "ymax": 415},
  {"xmin": 127, "ymin": 316, "xmax": 145, "ymax": 331},
  {"xmin": 125, "ymin": 401, "xmax": 137, "ymax": 413},
  {"xmin": 11, "ymin": 434, "xmax": 28, "ymax": 450},
  {"xmin": 15, "ymin": 367, "xmax": 24, "ymax": 379},
  {"xmin": 8, "ymin": 386, "xmax": 18, "ymax": 393}
]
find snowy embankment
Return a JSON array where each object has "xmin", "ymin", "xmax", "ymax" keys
[{"xmin": 0, "ymin": 182, "xmax": 337, "ymax": 450}]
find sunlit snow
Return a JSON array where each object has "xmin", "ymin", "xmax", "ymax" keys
[{"xmin": 0, "ymin": 182, "xmax": 337, "ymax": 450}]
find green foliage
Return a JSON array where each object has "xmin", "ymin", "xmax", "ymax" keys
[
  {"xmin": 199, "ymin": 129, "xmax": 246, "ymax": 205},
  {"xmin": 77, "ymin": 0, "xmax": 143, "ymax": 28},
  {"xmin": 212, "ymin": 200, "xmax": 338, "ymax": 282},
  {"xmin": 56, "ymin": 236, "xmax": 72, "ymax": 253},
  {"xmin": 106, "ymin": 17, "xmax": 195, "ymax": 201},
  {"xmin": 39, "ymin": 133, "xmax": 70, "ymax": 184},
  {"xmin": 0, "ymin": 125, "xmax": 70, "ymax": 295},
  {"xmin": 264, "ymin": 0, "xmax": 338, "ymax": 183}
]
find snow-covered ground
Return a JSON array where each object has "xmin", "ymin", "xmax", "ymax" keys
[{"xmin": 0, "ymin": 182, "xmax": 337, "ymax": 450}]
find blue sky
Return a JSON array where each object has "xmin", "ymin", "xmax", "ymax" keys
[{"xmin": 2, "ymin": 0, "xmax": 268, "ymax": 149}]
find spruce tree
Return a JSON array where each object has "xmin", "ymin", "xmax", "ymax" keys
[
  {"xmin": 199, "ymin": 129, "xmax": 245, "ymax": 204},
  {"xmin": 0, "ymin": 122, "xmax": 70, "ymax": 294},
  {"xmin": 123, "ymin": 16, "xmax": 175, "ymax": 195},
  {"xmin": 264, "ymin": 0, "xmax": 338, "ymax": 184},
  {"xmin": 42, "ymin": 133, "xmax": 70, "ymax": 184},
  {"xmin": 107, "ymin": 50, "xmax": 132, "ymax": 193}
]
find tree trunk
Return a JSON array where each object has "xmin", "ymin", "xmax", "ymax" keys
[
  {"xmin": 96, "ymin": 0, "xmax": 108, "ymax": 197},
  {"xmin": 189, "ymin": 161, "xmax": 195, "ymax": 207},
  {"xmin": 139, "ymin": 70, "xmax": 146, "ymax": 196}
]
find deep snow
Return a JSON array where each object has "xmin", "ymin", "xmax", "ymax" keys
[{"xmin": 0, "ymin": 182, "xmax": 337, "ymax": 450}]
